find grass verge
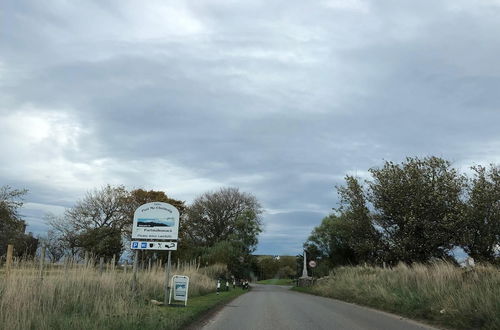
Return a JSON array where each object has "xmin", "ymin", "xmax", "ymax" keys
[
  {"xmin": 292, "ymin": 262, "xmax": 500, "ymax": 330},
  {"xmin": 0, "ymin": 261, "xmax": 244, "ymax": 330},
  {"xmin": 257, "ymin": 278, "xmax": 294, "ymax": 285}
]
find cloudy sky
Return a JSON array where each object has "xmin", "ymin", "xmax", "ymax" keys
[{"xmin": 1, "ymin": 0, "xmax": 499, "ymax": 255}]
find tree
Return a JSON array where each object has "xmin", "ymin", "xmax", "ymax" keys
[
  {"xmin": 77, "ymin": 226, "xmax": 123, "ymax": 261},
  {"xmin": 184, "ymin": 187, "xmax": 262, "ymax": 250},
  {"xmin": 65, "ymin": 185, "xmax": 129, "ymax": 232},
  {"xmin": 0, "ymin": 186, "xmax": 38, "ymax": 257},
  {"xmin": 40, "ymin": 229, "xmax": 66, "ymax": 262},
  {"xmin": 183, "ymin": 187, "xmax": 263, "ymax": 275},
  {"xmin": 49, "ymin": 185, "xmax": 128, "ymax": 259},
  {"xmin": 368, "ymin": 157, "xmax": 465, "ymax": 264},
  {"xmin": 336, "ymin": 176, "xmax": 380, "ymax": 263},
  {"xmin": 462, "ymin": 165, "xmax": 500, "ymax": 262},
  {"xmin": 45, "ymin": 214, "xmax": 81, "ymax": 258},
  {"xmin": 305, "ymin": 214, "xmax": 356, "ymax": 267}
]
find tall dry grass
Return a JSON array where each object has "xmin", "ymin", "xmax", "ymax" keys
[
  {"xmin": 0, "ymin": 258, "xmax": 227, "ymax": 330},
  {"xmin": 312, "ymin": 262, "xmax": 500, "ymax": 329}
]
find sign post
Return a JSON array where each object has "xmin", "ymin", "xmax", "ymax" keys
[
  {"xmin": 164, "ymin": 250, "xmax": 171, "ymax": 305},
  {"xmin": 131, "ymin": 202, "xmax": 180, "ymax": 304},
  {"xmin": 309, "ymin": 260, "xmax": 317, "ymax": 280}
]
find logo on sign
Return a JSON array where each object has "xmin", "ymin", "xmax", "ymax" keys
[
  {"xmin": 141, "ymin": 242, "xmax": 147, "ymax": 248},
  {"xmin": 132, "ymin": 242, "xmax": 138, "ymax": 248}
]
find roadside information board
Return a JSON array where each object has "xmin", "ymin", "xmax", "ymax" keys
[
  {"xmin": 131, "ymin": 241, "xmax": 177, "ymax": 250},
  {"xmin": 169, "ymin": 275, "xmax": 190, "ymax": 306},
  {"xmin": 132, "ymin": 202, "xmax": 180, "ymax": 240}
]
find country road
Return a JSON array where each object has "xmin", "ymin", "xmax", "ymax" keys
[{"xmin": 201, "ymin": 284, "xmax": 437, "ymax": 330}]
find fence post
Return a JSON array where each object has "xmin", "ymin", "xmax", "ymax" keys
[
  {"xmin": 39, "ymin": 246, "xmax": 46, "ymax": 279},
  {"xmin": 5, "ymin": 244, "xmax": 14, "ymax": 276}
]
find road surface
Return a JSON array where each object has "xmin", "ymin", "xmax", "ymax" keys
[{"xmin": 201, "ymin": 284, "xmax": 437, "ymax": 330}]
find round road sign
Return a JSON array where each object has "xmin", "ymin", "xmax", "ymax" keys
[{"xmin": 309, "ymin": 260, "xmax": 317, "ymax": 268}]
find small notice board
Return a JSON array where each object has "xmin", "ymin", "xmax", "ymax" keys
[{"xmin": 169, "ymin": 275, "xmax": 189, "ymax": 306}]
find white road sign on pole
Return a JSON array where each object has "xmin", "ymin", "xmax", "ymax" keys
[
  {"xmin": 132, "ymin": 202, "xmax": 180, "ymax": 240},
  {"xmin": 130, "ymin": 241, "xmax": 177, "ymax": 250}
]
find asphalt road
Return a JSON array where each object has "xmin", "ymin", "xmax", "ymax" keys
[{"xmin": 201, "ymin": 284, "xmax": 437, "ymax": 330}]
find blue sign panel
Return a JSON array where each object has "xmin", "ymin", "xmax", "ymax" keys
[
  {"xmin": 132, "ymin": 242, "xmax": 138, "ymax": 248},
  {"xmin": 141, "ymin": 242, "xmax": 147, "ymax": 248}
]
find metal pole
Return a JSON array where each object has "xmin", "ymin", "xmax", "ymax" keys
[
  {"xmin": 164, "ymin": 250, "xmax": 172, "ymax": 305},
  {"xmin": 132, "ymin": 250, "xmax": 139, "ymax": 291}
]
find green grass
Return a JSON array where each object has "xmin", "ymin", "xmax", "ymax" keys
[
  {"xmin": 43, "ymin": 288, "xmax": 246, "ymax": 330},
  {"xmin": 293, "ymin": 262, "xmax": 500, "ymax": 330},
  {"xmin": 257, "ymin": 278, "xmax": 294, "ymax": 285}
]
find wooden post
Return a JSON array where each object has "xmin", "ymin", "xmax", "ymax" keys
[
  {"xmin": 164, "ymin": 251, "xmax": 172, "ymax": 305},
  {"xmin": 39, "ymin": 246, "xmax": 46, "ymax": 279},
  {"xmin": 111, "ymin": 255, "xmax": 116, "ymax": 272},
  {"xmin": 124, "ymin": 261, "xmax": 128, "ymax": 274},
  {"xmin": 148, "ymin": 257, "xmax": 152, "ymax": 273},
  {"xmin": 84, "ymin": 252, "xmax": 89, "ymax": 268},
  {"xmin": 5, "ymin": 244, "xmax": 14, "ymax": 276}
]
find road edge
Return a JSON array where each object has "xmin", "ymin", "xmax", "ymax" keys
[
  {"xmin": 184, "ymin": 288, "xmax": 249, "ymax": 330},
  {"xmin": 290, "ymin": 287, "xmax": 447, "ymax": 330}
]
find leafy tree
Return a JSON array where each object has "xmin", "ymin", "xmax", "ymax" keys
[
  {"xmin": 184, "ymin": 187, "xmax": 262, "ymax": 250},
  {"xmin": 368, "ymin": 157, "xmax": 465, "ymax": 264},
  {"xmin": 462, "ymin": 165, "xmax": 500, "ymax": 262},
  {"xmin": 77, "ymin": 226, "xmax": 123, "ymax": 261},
  {"xmin": 183, "ymin": 187, "xmax": 263, "ymax": 275},
  {"xmin": 258, "ymin": 256, "xmax": 279, "ymax": 279},
  {"xmin": 336, "ymin": 176, "xmax": 380, "ymax": 263},
  {"xmin": 0, "ymin": 186, "xmax": 38, "ymax": 257},
  {"xmin": 305, "ymin": 214, "xmax": 356, "ymax": 267}
]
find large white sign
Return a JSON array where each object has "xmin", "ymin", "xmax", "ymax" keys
[
  {"xmin": 169, "ymin": 275, "xmax": 189, "ymax": 306},
  {"xmin": 132, "ymin": 202, "xmax": 180, "ymax": 240},
  {"xmin": 130, "ymin": 241, "xmax": 177, "ymax": 250}
]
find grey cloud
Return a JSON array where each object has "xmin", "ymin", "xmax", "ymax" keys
[{"xmin": 2, "ymin": 0, "xmax": 500, "ymax": 254}]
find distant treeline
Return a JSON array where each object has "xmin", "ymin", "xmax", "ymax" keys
[
  {"xmin": 0, "ymin": 185, "xmax": 263, "ymax": 278},
  {"xmin": 305, "ymin": 156, "xmax": 499, "ymax": 274}
]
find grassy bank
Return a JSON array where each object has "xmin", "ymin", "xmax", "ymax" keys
[
  {"xmin": 0, "ymin": 260, "xmax": 244, "ymax": 329},
  {"xmin": 257, "ymin": 278, "xmax": 294, "ymax": 285},
  {"xmin": 293, "ymin": 262, "xmax": 499, "ymax": 330}
]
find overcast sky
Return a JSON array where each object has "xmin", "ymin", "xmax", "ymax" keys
[{"xmin": 1, "ymin": 0, "xmax": 499, "ymax": 255}]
